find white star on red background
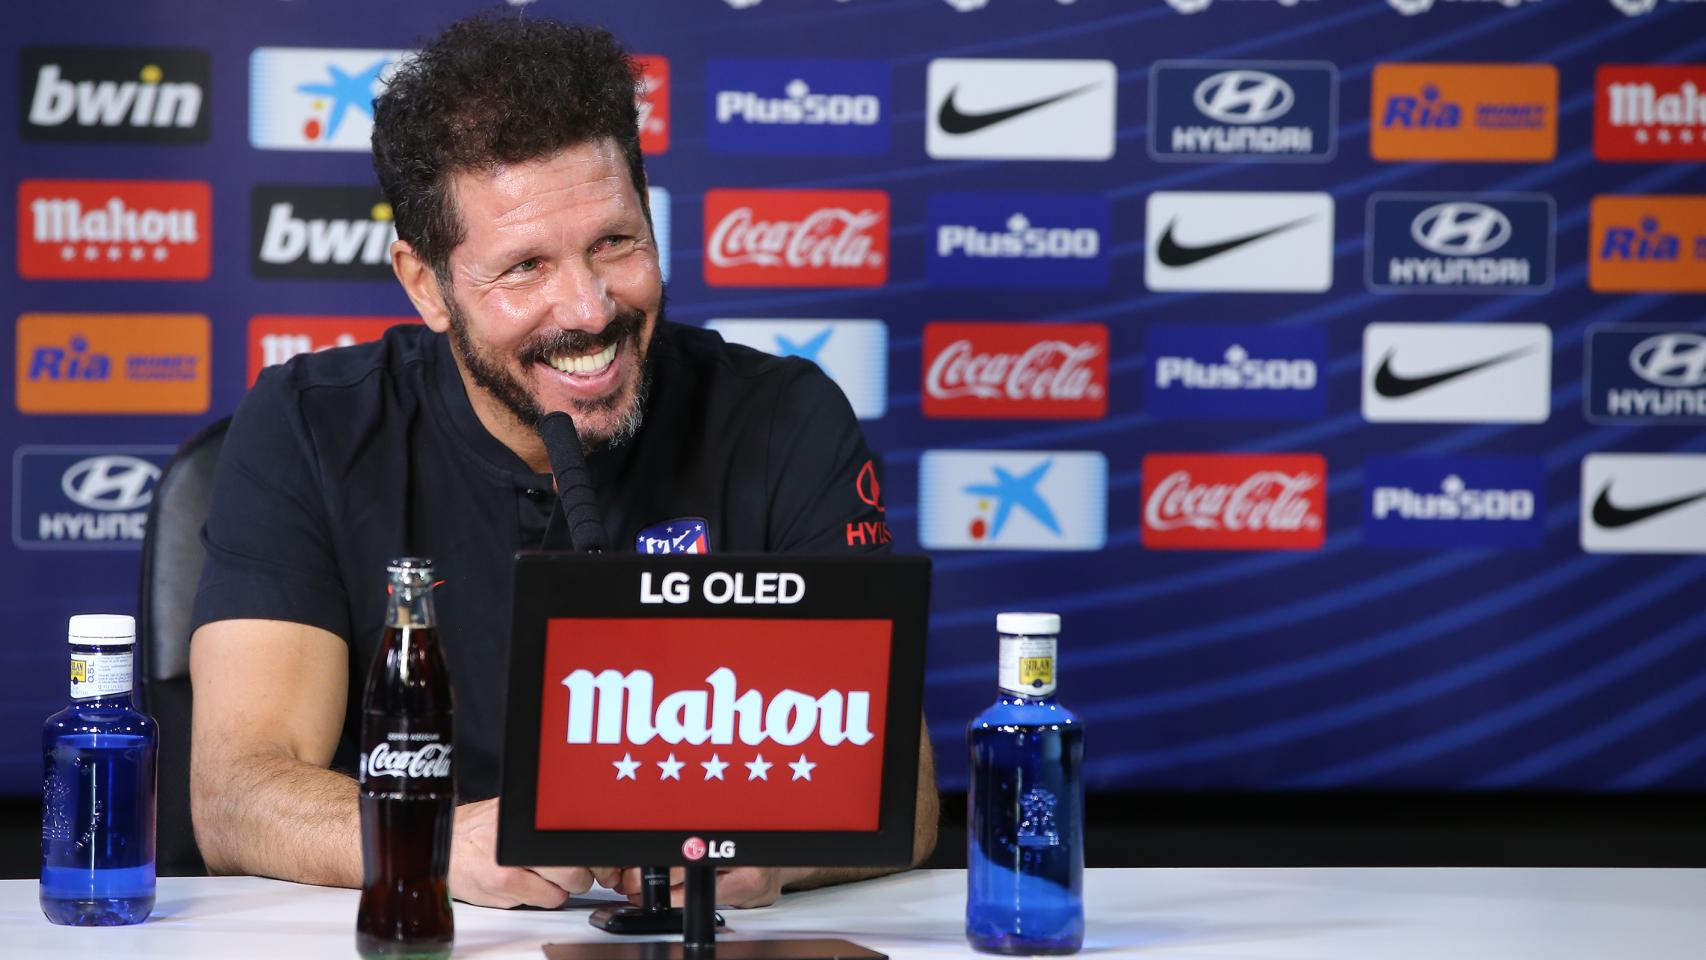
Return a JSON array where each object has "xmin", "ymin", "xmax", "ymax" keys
[
  {"xmin": 745, "ymin": 755, "xmax": 772, "ymax": 780},
  {"xmin": 658, "ymin": 754, "xmax": 684, "ymax": 781},
  {"xmin": 613, "ymin": 753, "xmax": 640, "ymax": 780},
  {"xmin": 789, "ymin": 754, "xmax": 816, "ymax": 781},
  {"xmin": 702, "ymin": 754, "xmax": 729, "ymax": 780}
]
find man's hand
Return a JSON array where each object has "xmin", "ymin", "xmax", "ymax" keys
[
  {"xmin": 613, "ymin": 866, "xmax": 814, "ymax": 909},
  {"xmin": 449, "ymin": 798, "xmax": 620, "ymax": 908}
]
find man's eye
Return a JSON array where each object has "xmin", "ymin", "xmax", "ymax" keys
[
  {"xmin": 597, "ymin": 235, "xmax": 632, "ymax": 252},
  {"xmin": 510, "ymin": 257, "xmax": 541, "ymax": 274}
]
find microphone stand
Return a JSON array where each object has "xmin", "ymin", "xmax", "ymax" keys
[{"xmin": 536, "ymin": 414, "xmax": 723, "ymax": 937}]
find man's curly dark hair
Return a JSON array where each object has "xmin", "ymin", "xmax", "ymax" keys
[{"xmin": 371, "ymin": 14, "xmax": 648, "ymax": 283}]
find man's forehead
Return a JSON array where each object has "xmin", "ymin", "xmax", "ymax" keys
[{"xmin": 450, "ymin": 140, "xmax": 638, "ymax": 228}]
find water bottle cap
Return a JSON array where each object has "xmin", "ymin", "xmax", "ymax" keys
[
  {"xmin": 996, "ymin": 612, "xmax": 1059, "ymax": 637},
  {"xmin": 67, "ymin": 614, "xmax": 136, "ymax": 645}
]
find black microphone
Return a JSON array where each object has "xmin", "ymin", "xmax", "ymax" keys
[{"xmin": 536, "ymin": 412, "xmax": 609, "ymax": 553}]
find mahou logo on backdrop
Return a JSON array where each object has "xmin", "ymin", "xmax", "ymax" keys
[
  {"xmin": 703, "ymin": 189, "xmax": 889, "ymax": 287},
  {"xmin": 535, "ymin": 617, "xmax": 891, "ymax": 831},
  {"xmin": 248, "ymin": 316, "xmax": 416, "ymax": 385},
  {"xmin": 921, "ymin": 322, "xmax": 1107, "ymax": 419},
  {"xmin": 1596, "ymin": 65, "xmax": 1706, "ymax": 161},
  {"xmin": 18, "ymin": 179, "xmax": 211, "ymax": 280},
  {"xmin": 635, "ymin": 55, "xmax": 670, "ymax": 154},
  {"xmin": 1141, "ymin": 453, "xmax": 1327, "ymax": 551}
]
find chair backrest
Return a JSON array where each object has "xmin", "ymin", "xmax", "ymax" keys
[{"xmin": 136, "ymin": 416, "xmax": 230, "ymax": 877}]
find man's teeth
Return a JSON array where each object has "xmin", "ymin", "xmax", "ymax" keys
[{"xmin": 547, "ymin": 341, "xmax": 618, "ymax": 375}]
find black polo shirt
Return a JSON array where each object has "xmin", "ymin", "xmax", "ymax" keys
[{"xmin": 191, "ymin": 322, "xmax": 887, "ymax": 801}]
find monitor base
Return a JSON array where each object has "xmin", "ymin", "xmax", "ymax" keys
[{"xmin": 588, "ymin": 904, "xmax": 725, "ymax": 935}]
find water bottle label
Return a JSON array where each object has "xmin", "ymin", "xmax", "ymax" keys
[
  {"xmin": 999, "ymin": 635, "xmax": 1056, "ymax": 697},
  {"xmin": 69, "ymin": 651, "xmax": 132, "ymax": 700}
]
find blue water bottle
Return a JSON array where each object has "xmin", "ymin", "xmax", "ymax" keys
[
  {"xmin": 40, "ymin": 614, "xmax": 157, "ymax": 926},
  {"xmin": 967, "ymin": 612, "xmax": 1084, "ymax": 955}
]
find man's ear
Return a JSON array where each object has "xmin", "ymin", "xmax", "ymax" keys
[{"xmin": 392, "ymin": 240, "xmax": 453, "ymax": 334}]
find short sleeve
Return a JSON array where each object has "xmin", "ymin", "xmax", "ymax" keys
[
  {"xmin": 764, "ymin": 363, "xmax": 889, "ymax": 555},
  {"xmin": 190, "ymin": 367, "xmax": 351, "ymax": 642}
]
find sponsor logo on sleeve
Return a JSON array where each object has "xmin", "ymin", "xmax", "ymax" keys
[
  {"xmin": 1585, "ymin": 326, "xmax": 1706, "ymax": 424},
  {"xmin": 249, "ymin": 47, "xmax": 410, "ymax": 151},
  {"xmin": 919, "ymin": 450, "xmax": 1106, "ymax": 551},
  {"xmin": 927, "ymin": 193, "xmax": 1109, "ymax": 290},
  {"xmin": 1595, "ymin": 65, "xmax": 1706, "ymax": 162},
  {"xmin": 921, "ymin": 322, "xmax": 1108, "ymax": 420},
  {"xmin": 247, "ymin": 316, "xmax": 416, "ymax": 385},
  {"xmin": 1366, "ymin": 193, "xmax": 1555, "ymax": 293},
  {"xmin": 635, "ymin": 518, "xmax": 711, "ymax": 555},
  {"xmin": 1146, "ymin": 324, "xmax": 1326, "ymax": 420},
  {"xmin": 1588, "ymin": 196, "xmax": 1706, "ymax": 292},
  {"xmin": 1362, "ymin": 322, "xmax": 1551, "ymax": 423},
  {"xmin": 1581, "ymin": 453, "xmax": 1706, "ymax": 554},
  {"xmin": 1145, "ymin": 191, "xmax": 1333, "ymax": 292},
  {"xmin": 1148, "ymin": 61, "xmax": 1336, "ymax": 162},
  {"xmin": 846, "ymin": 458, "xmax": 891, "ymax": 548},
  {"xmin": 703, "ymin": 190, "xmax": 888, "ymax": 287},
  {"xmin": 1371, "ymin": 64, "xmax": 1557, "ymax": 162},
  {"xmin": 707, "ymin": 58, "xmax": 889, "ymax": 155},
  {"xmin": 12, "ymin": 447, "xmax": 173, "ymax": 549},
  {"xmin": 16, "ymin": 313, "xmax": 210, "ymax": 415},
  {"xmin": 635, "ymin": 55, "xmax": 670, "ymax": 155},
  {"xmin": 22, "ymin": 47, "xmax": 209, "ymax": 143},
  {"xmin": 1364, "ymin": 456, "xmax": 1546, "ymax": 549},
  {"xmin": 1141, "ymin": 453, "xmax": 1326, "ymax": 551},
  {"xmin": 18, "ymin": 179, "xmax": 211, "ymax": 281},
  {"xmin": 250, "ymin": 185, "xmax": 397, "ymax": 280},
  {"xmin": 926, "ymin": 59, "xmax": 1116, "ymax": 161},
  {"xmin": 705, "ymin": 319, "xmax": 888, "ymax": 419}
]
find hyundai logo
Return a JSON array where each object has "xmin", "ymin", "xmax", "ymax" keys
[
  {"xmin": 1631, "ymin": 332, "xmax": 1706, "ymax": 388},
  {"xmin": 1193, "ymin": 70, "xmax": 1295, "ymax": 125},
  {"xmin": 60, "ymin": 456, "xmax": 159, "ymax": 512},
  {"xmin": 1410, "ymin": 202, "xmax": 1513, "ymax": 256}
]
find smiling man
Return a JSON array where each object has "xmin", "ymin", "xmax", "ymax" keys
[{"xmin": 187, "ymin": 15, "xmax": 933, "ymax": 912}]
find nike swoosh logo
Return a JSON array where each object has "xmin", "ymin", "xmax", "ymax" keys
[
  {"xmin": 937, "ymin": 83, "xmax": 1098, "ymax": 135},
  {"xmin": 1155, "ymin": 216, "xmax": 1316, "ymax": 268},
  {"xmin": 1591, "ymin": 483, "xmax": 1706, "ymax": 529},
  {"xmin": 1372, "ymin": 346, "xmax": 1537, "ymax": 398}
]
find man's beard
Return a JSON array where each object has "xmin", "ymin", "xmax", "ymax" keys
[{"xmin": 443, "ymin": 291, "xmax": 659, "ymax": 455}]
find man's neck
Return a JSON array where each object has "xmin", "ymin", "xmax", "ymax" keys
[{"xmin": 449, "ymin": 357, "xmax": 552, "ymax": 475}]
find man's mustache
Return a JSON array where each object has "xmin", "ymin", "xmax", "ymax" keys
[{"xmin": 524, "ymin": 309, "xmax": 645, "ymax": 362}]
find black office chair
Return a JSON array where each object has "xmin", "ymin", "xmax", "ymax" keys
[{"xmin": 136, "ymin": 416, "xmax": 230, "ymax": 877}]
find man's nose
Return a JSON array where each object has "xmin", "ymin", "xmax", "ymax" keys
[{"xmin": 546, "ymin": 259, "xmax": 616, "ymax": 330}]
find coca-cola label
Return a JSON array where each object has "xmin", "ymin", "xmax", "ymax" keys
[
  {"xmin": 922, "ymin": 322, "xmax": 1108, "ymax": 419},
  {"xmin": 1141, "ymin": 453, "xmax": 1327, "ymax": 551},
  {"xmin": 536, "ymin": 617, "xmax": 891, "ymax": 831},
  {"xmin": 359, "ymin": 720, "xmax": 453, "ymax": 796},
  {"xmin": 702, "ymin": 189, "xmax": 889, "ymax": 287}
]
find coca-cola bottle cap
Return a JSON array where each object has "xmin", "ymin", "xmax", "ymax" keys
[
  {"xmin": 996, "ymin": 612, "xmax": 1059, "ymax": 637},
  {"xmin": 67, "ymin": 613, "xmax": 136, "ymax": 646}
]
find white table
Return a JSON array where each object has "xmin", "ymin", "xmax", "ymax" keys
[{"xmin": 3, "ymin": 868, "xmax": 1704, "ymax": 958}]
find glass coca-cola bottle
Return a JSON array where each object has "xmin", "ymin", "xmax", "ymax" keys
[{"xmin": 357, "ymin": 558, "xmax": 454, "ymax": 960}]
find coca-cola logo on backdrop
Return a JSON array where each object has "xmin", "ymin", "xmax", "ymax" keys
[
  {"xmin": 1141, "ymin": 453, "xmax": 1327, "ymax": 551},
  {"xmin": 703, "ymin": 189, "xmax": 889, "ymax": 287},
  {"xmin": 922, "ymin": 322, "xmax": 1108, "ymax": 419},
  {"xmin": 535, "ymin": 617, "xmax": 892, "ymax": 831}
]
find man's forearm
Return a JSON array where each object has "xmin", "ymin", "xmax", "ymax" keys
[{"xmin": 194, "ymin": 751, "xmax": 362, "ymax": 888}]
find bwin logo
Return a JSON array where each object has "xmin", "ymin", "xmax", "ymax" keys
[
  {"xmin": 1631, "ymin": 332, "xmax": 1706, "ymax": 388},
  {"xmin": 1193, "ymin": 70, "xmax": 1294, "ymax": 125},
  {"xmin": 61, "ymin": 456, "xmax": 160, "ymax": 512},
  {"xmin": 1411, "ymin": 202, "xmax": 1512, "ymax": 257},
  {"xmin": 259, "ymin": 201, "xmax": 396, "ymax": 267},
  {"xmin": 29, "ymin": 63, "xmax": 203, "ymax": 131}
]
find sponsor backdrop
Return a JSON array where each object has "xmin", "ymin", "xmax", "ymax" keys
[{"xmin": 2, "ymin": 0, "xmax": 1705, "ymax": 798}]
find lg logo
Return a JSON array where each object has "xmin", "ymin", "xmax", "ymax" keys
[
  {"xmin": 1411, "ymin": 202, "xmax": 1513, "ymax": 257},
  {"xmin": 1193, "ymin": 70, "xmax": 1295, "ymax": 125},
  {"xmin": 61, "ymin": 456, "xmax": 159, "ymax": 512},
  {"xmin": 681, "ymin": 836, "xmax": 736, "ymax": 861}
]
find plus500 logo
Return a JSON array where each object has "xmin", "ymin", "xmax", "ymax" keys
[{"xmin": 707, "ymin": 59, "xmax": 889, "ymax": 156}]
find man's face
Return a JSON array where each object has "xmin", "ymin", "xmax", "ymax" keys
[{"xmin": 437, "ymin": 140, "xmax": 662, "ymax": 451}]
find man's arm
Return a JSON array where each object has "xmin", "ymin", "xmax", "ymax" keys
[{"xmin": 191, "ymin": 617, "xmax": 606, "ymax": 906}]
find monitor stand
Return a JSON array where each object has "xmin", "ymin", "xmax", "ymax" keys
[
  {"xmin": 589, "ymin": 866, "xmax": 725, "ymax": 934},
  {"xmin": 544, "ymin": 864, "xmax": 887, "ymax": 960}
]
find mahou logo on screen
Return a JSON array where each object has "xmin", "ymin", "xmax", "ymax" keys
[
  {"xmin": 1596, "ymin": 66, "xmax": 1706, "ymax": 161},
  {"xmin": 635, "ymin": 55, "xmax": 670, "ymax": 155},
  {"xmin": 18, "ymin": 179, "xmax": 211, "ymax": 280},
  {"xmin": 1141, "ymin": 453, "xmax": 1326, "ymax": 551},
  {"xmin": 704, "ymin": 190, "xmax": 889, "ymax": 287},
  {"xmin": 922, "ymin": 322, "xmax": 1107, "ymax": 419},
  {"xmin": 535, "ymin": 617, "xmax": 891, "ymax": 831},
  {"xmin": 248, "ymin": 316, "xmax": 415, "ymax": 385}
]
